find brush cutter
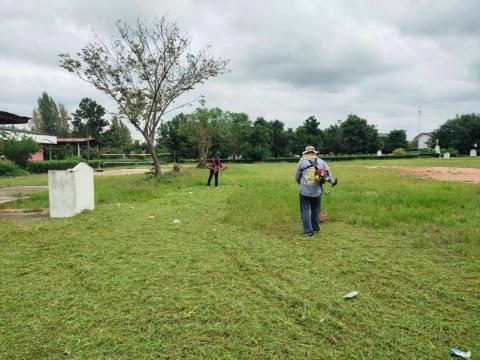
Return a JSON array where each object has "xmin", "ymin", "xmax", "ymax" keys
[
  {"xmin": 220, "ymin": 169, "xmax": 242, "ymax": 187},
  {"xmin": 207, "ymin": 165, "xmax": 242, "ymax": 187}
]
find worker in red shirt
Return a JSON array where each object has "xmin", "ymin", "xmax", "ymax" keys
[{"xmin": 207, "ymin": 151, "xmax": 225, "ymax": 188}]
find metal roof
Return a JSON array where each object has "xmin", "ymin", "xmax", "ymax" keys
[
  {"xmin": 57, "ymin": 137, "xmax": 103, "ymax": 145},
  {"xmin": 0, "ymin": 111, "xmax": 30, "ymax": 124}
]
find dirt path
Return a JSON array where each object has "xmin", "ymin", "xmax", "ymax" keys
[
  {"xmin": 0, "ymin": 186, "xmax": 49, "ymax": 220},
  {"xmin": 0, "ymin": 208, "xmax": 49, "ymax": 221},
  {"xmin": 94, "ymin": 164, "xmax": 196, "ymax": 176},
  {"xmin": 94, "ymin": 168, "xmax": 153, "ymax": 176},
  {"xmin": 368, "ymin": 166, "xmax": 480, "ymax": 184}
]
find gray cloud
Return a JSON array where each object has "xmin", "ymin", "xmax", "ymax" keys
[{"xmin": 1, "ymin": 0, "xmax": 479, "ymax": 138}]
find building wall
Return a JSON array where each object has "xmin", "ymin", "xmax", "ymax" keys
[
  {"xmin": 1, "ymin": 128, "xmax": 56, "ymax": 161},
  {"xmin": 418, "ymin": 134, "xmax": 431, "ymax": 149},
  {"xmin": 30, "ymin": 150, "xmax": 44, "ymax": 162}
]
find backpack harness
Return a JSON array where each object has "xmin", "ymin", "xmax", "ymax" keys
[{"xmin": 302, "ymin": 158, "xmax": 334, "ymax": 195}]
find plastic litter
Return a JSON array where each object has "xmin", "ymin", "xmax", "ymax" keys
[
  {"xmin": 343, "ymin": 291, "xmax": 359, "ymax": 300},
  {"xmin": 173, "ymin": 218, "xmax": 181, "ymax": 224},
  {"xmin": 450, "ymin": 348, "xmax": 471, "ymax": 359}
]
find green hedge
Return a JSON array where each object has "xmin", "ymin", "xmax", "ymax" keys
[
  {"xmin": 25, "ymin": 153, "xmax": 438, "ymax": 173},
  {"xmin": 222, "ymin": 154, "xmax": 425, "ymax": 163},
  {"xmin": 27, "ymin": 159, "xmax": 155, "ymax": 174},
  {"xmin": 0, "ymin": 162, "xmax": 28, "ymax": 176}
]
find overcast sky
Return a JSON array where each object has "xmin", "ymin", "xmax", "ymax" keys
[{"xmin": 1, "ymin": 0, "xmax": 479, "ymax": 139}]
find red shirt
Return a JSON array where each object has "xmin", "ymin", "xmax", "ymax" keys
[{"xmin": 209, "ymin": 157, "xmax": 223, "ymax": 171}]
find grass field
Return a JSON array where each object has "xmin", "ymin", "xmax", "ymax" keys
[{"xmin": 1, "ymin": 158, "xmax": 479, "ymax": 359}]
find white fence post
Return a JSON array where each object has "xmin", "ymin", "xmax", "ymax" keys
[{"xmin": 48, "ymin": 162, "xmax": 94, "ymax": 218}]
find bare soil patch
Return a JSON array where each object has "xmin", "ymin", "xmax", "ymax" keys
[
  {"xmin": 94, "ymin": 168, "xmax": 153, "ymax": 176},
  {"xmin": 0, "ymin": 208, "xmax": 49, "ymax": 221},
  {"xmin": 0, "ymin": 186, "xmax": 48, "ymax": 205},
  {"xmin": 94, "ymin": 165, "xmax": 195, "ymax": 176},
  {"xmin": 369, "ymin": 166, "xmax": 480, "ymax": 184}
]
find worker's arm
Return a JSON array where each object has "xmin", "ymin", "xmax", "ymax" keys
[
  {"xmin": 323, "ymin": 161, "xmax": 337, "ymax": 185},
  {"xmin": 295, "ymin": 162, "xmax": 302, "ymax": 184}
]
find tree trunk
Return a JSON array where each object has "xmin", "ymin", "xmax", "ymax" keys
[
  {"xmin": 197, "ymin": 144, "xmax": 208, "ymax": 167},
  {"xmin": 147, "ymin": 140, "xmax": 161, "ymax": 176}
]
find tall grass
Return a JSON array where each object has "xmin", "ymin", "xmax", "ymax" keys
[{"xmin": 224, "ymin": 163, "xmax": 480, "ymax": 252}]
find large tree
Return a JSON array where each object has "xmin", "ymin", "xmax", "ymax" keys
[
  {"xmin": 72, "ymin": 98, "xmax": 108, "ymax": 140},
  {"xmin": 383, "ymin": 129, "xmax": 408, "ymax": 153},
  {"xmin": 223, "ymin": 112, "xmax": 252, "ymax": 159},
  {"xmin": 104, "ymin": 115, "xmax": 132, "ymax": 148},
  {"xmin": 340, "ymin": 114, "xmax": 379, "ymax": 154},
  {"xmin": 60, "ymin": 17, "xmax": 229, "ymax": 176},
  {"xmin": 269, "ymin": 119, "xmax": 289, "ymax": 157},
  {"xmin": 245, "ymin": 117, "xmax": 271, "ymax": 161},
  {"xmin": 291, "ymin": 116, "xmax": 323, "ymax": 155},
  {"xmin": 323, "ymin": 122, "xmax": 343, "ymax": 154},
  {"xmin": 432, "ymin": 113, "xmax": 480, "ymax": 154},
  {"xmin": 31, "ymin": 109, "xmax": 43, "ymax": 133},
  {"xmin": 36, "ymin": 92, "xmax": 59, "ymax": 135},
  {"xmin": 157, "ymin": 113, "xmax": 196, "ymax": 160},
  {"xmin": 182, "ymin": 107, "xmax": 223, "ymax": 167},
  {"xmin": 31, "ymin": 92, "xmax": 71, "ymax": 136},
  {"xmin": 57, "ymin": 104, "xmax": 71, "ymax": 137}
]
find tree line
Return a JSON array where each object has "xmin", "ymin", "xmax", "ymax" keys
[
  {"xmin": 27, "ymin": 91, "xmax": 480, "ymax": 164},
  {"xmin": 157, "ymin": 107, "xmax": 410, "ymax": 164},
  {"xmin": 158, "ymin": 108, "xmax": 480, "ymax": 163},
  {"xmin": 431, "ymin": 113, "xmax": 480, "ymax": 154},
  {"xmin": 30, "ymin": 92, "xmax": 133, "ymax": 159}
]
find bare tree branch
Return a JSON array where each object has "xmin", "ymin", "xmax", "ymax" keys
[{"xmin": 59, "ymin": 16, "xmax": 229, "ymax": 175}]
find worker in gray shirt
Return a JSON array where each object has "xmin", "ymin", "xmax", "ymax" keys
[{"xmin": 295, "ymin": 146, "xmax": 337, "ymax": 236}]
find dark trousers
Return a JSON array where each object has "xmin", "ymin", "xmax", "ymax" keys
[
  {"xmin": 299, "ymin": 194, "xmax": 321, "ymax": 234},
  {"xmin": 207, "ymin": 169, "xmax": 218, "ymax": 187}
]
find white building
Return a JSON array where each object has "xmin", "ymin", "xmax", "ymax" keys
[
  {"xmin": 0, "ymin": 126, "xmax": 57, "ymax": 161},
  {"xmin": 412, "ymin": 132, "xmax": 433, "ymax": 149}
]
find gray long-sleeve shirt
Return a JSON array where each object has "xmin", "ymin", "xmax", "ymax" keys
[{"xmin": 295, "ymin": 157, "xmax": 334, "ymax": 197}]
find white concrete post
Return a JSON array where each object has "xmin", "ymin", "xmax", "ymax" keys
[
  {"xmin": 376, "ymin": 150, "xmax": 382, "ymax": 156},
  {"xmin": 48, "ymin": 162, "xmax": 94, "ymax": 218},
  {"xmin": 470, "ymin": 149, "xmax": 477, "ymax": 157}
]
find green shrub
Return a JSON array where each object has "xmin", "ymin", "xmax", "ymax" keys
[
  {"xmin": 0, "ymin": 162, "xmax": 28, "ymax": 176},
  {"xmin": 419, "ymin": 147, "xmax": 435, "ymax": 155},
  {"xmin": 26, "ymin": 159, "xmax": 156, "ymax": 173},
  {"xmin": 27, "ymin": 160, "xmax": 80, "ymax": 173},
  {"xmin": 221, "ymin": 154, "xmax": 423, "ymax": 163},
  {"xmin": 65, "ymin": 156, "xmax": 86, "ymax": 162},
  {"xmin": 3, "ymin": 136, "xmax": 39, "ymax": 168},
  {"xmin": 392, "ymin": 147, "xmax": 406, "ymax": 155},
  {"xmin": 51, "ymin": 144, "xmax": 74, "ymax": 160},
  {"xmin": 443, "ymin": 148, "xmax": 458, "ymax": 156}
]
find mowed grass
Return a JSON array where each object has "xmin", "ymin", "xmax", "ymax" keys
[{"xmin": 1, "ymin": 159, "xmax": 479, "ymax": 359}]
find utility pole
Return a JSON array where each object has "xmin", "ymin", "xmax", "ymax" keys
[
  {"xmin": 86, "ymin": 123, "xmax": 90, "ymax": 162},
  {"xmin": 418, "ymin": 107, "xmax": 422, "ymax": 135}
]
